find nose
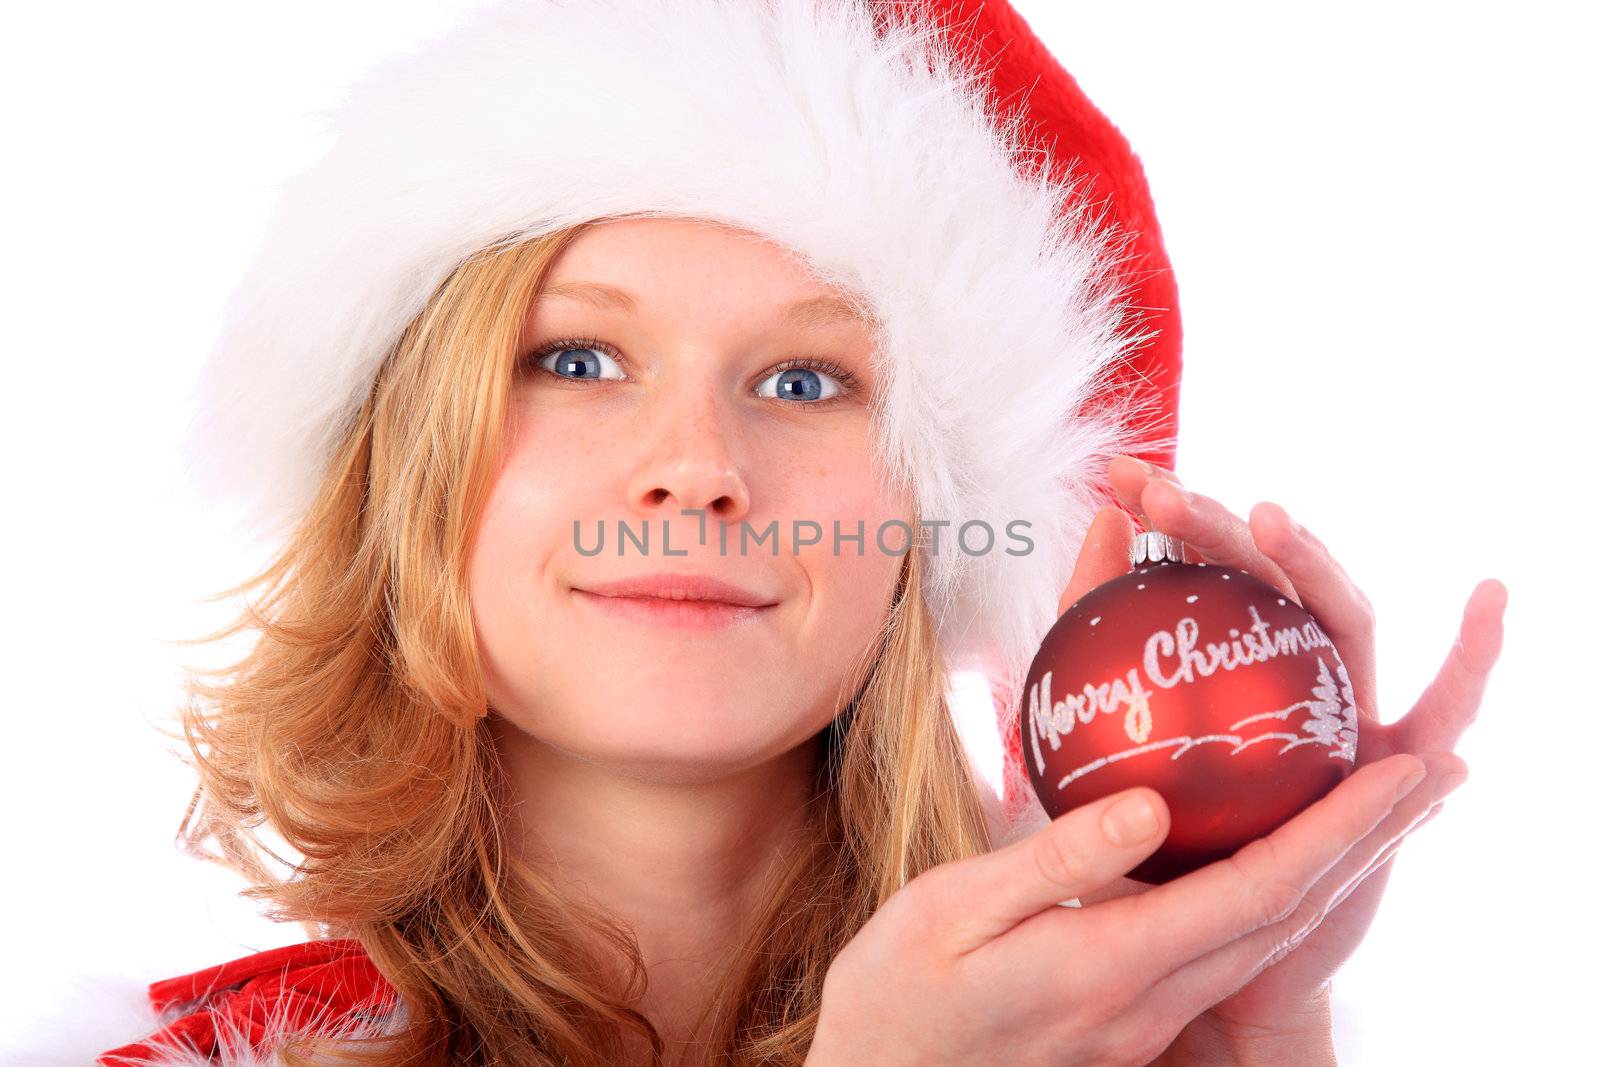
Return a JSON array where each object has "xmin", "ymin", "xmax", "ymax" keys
[{"xmin": 627, "ymin": 391, "xmax": 752, "ymax": 524}]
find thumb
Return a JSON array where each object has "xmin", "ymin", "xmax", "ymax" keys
[
  {"xmin": 1060, "ymin": 505, "xmax": 1138, "ymax": 617},
  {"xmin": 941, "ymin": 788, "xmax": 1170, "ymax": 955}
]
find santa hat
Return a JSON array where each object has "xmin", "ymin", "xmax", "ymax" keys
[
  {"xmin": 180, "ymin": 0, "xmax": 1179, "ymax": 862},
  {"xmin": 58, "ymin": 1, "xmax": 1184, "ymax": 1062}
]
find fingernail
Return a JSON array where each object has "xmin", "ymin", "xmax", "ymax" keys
[
  {"xmin": 1117, "ymin": 455, "xmax": 1155, "ymax": 475},
  {"xmin": 1104, "ymin": 792, "xmax": 1159, "ymax": 845},
  {"xmin": 1395, "ymin": 764, "xmax": 1427, "ymax": 801},
  {"xmin": 1436, "ymin": 772, "xmax": 1468, "ymax": 798}
]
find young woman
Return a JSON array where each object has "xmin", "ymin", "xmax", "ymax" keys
[{"xmin": 88, "ymin": 1, "xmax": 1504, "ymax": 1064}]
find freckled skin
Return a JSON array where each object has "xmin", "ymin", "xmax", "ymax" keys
[
  {"xmin": 469, "ymin": 216, "xmax": 909, "ymax": 773},
  {"xmin": 465, "ymin": 216, "xmax": 914, "ymax": 1046}
]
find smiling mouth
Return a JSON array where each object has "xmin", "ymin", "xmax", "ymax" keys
[{"xmin": 570, "ymin": 588, "xmax": 776, "ymax": 631}]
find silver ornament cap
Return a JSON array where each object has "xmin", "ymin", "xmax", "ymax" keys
[{"xmin": 1131, "ymin": 529, "xmax": 1186, "ymax": 566}]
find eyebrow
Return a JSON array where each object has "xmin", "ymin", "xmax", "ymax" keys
[{"xmin": 536, "ymin": 281, "xmax": 869, "ymax": 330}]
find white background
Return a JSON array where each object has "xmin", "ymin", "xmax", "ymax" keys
[{"xmin": 2, "ymin": 1, "xmax": 1593, "ymax": 1061}]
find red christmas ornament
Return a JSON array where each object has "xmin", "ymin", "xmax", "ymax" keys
[{"xmin": 1021, "ymin": 531, "xmax": 1358, "ymax": 884}]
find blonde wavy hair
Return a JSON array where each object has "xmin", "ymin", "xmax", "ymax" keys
[{"xmin": 164, "ymin": 222, "xmax": 994, "ymax": 1065}]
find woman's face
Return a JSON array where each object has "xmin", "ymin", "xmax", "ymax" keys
[{"xmin": 468, "ymin": 216, "xmax": 911, "ymax": 783}]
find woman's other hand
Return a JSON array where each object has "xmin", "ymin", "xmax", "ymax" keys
[
  {"xmin": 806, "ymin": 745, "xmax": 1448, "ymax": 1066},
  {"xmin": 1072, "ymin": 455, "xmax": 1508, "ymax": 1062}
]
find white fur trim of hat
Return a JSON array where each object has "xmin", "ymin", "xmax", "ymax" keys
[{"xmin": 177, "ymin": 0, "xmax": 1170, "ymax": 858}]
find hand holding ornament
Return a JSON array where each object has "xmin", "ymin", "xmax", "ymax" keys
[
  {"xmin": 1064, "ymin": 456, "xmax": 1508, "ymax": 1063},
  {"xmin": 805, "ymin": 460, "xmax": 1505, "ymax": 1067},
  {"xmin": 805, "ymin": 739, "xmax": 1439, "ymax": 1066}
]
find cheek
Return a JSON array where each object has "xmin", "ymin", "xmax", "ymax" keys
[
  {"xmin": 473, "ymin": 398, "xmax": 630, "ymax": 580},
  {"xmin": 771, "ymin": 433, "xmax": 911, "ymax": 659},
  {"xmin": 772, "ymin": 421, "xmax": 909, "ymax": 553},
  {"xmin": 500, "ymin": 398, "xmax": 625, "ymax": 509},
  {"xmin": 467, "ymin": 404, "xmax": 619, "ymax": 712},
  {"xmin": 471, "ymin": 412, "xmax": 594, "ymax": 595}
]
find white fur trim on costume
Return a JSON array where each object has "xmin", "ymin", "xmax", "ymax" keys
[
  {"xmin": 178, "ymin": 0, "xmax": 1159, "ymax": 848},
  {"xmin": 2, "ymin": 965, "xmax": 404, "ymax": 1066}
]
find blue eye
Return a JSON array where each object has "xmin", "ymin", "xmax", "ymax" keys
[
  {"xmin": 532, "ymin": 342, "xmax": 625, "ymax": 382},
  {"xmin": 756, "ymin": 365, "xmax": 843, "ymax": 403}
]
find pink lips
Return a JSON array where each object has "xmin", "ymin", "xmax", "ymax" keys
[{"xmin": 570, "ymin": 572, "xmax": 779, "ymax": 630}]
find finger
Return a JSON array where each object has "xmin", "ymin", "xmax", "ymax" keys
[
  {"xmin": 1393, "ymin": 578, "xmax": 1509, "ymax": 753},
  {"xmin": 1413, "ymin": 799, "xmax": 1446, "ymax": 832},
  {"xmin": 1107, "ymin": 455, "xmax": 1299, "ymax": 602},
  {"xmin": 1324, "ymin": 841, "xmax": 1398, "ymax": 925},
  {"xmin": 1060, "ymin": 505, "xmax": 1139, "ymax": 616},
  {"xmin": 1107, "ymin": 454, "xmax": 1172, "ymax": 527},
  {"xmin": 1089, "ymin": 752, "xmax": 1426, "ymax": 992},
  {"xmin": 1321, "ymin": 768, "xmax": 1462, "ymax": 920},
  {"xmin": 1140, "ymin": 478, "xmax": 1301, "ymax": 603},
  {"xmin": 1324, "ymin": 832, "xmax": 1404, "ymax": 918},
  {"xmin": 1248, "ymin": 501, "xmax": 1380, "ymax": 730},
  {"xmin": 1137, "ymin": 754, "xmax": 1462, "ymax": 1017},
  {"xmin": 935, "ymin": 787, "xmax": 1170, "ymax": 955},
  {"xmin": 1314, "ymin": 758, "xmax": 1462, "ymax": 914},
  {"xmin": 1318, "ymin": 793, "xmax": 1459, "ymax": 921},
  {"xmin": 1324, "ymin": 796, "xmax": 1452, "ymax": 915},
  {"xmin": 1074, "ymin": 872, "xmax": 1155, "ymax": 907}
]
